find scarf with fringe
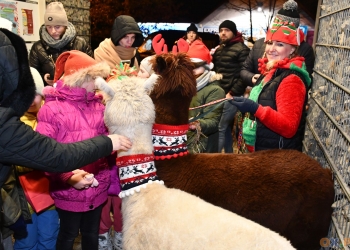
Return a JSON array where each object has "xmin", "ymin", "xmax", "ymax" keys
[{"xmin": 94, "ymin": 38, "xmax": 139, "ymax": 69}]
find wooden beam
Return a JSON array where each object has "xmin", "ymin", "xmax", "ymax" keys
[{"xmin": 295, "ymin": 0, "xmax": 317, "ymax": 20}]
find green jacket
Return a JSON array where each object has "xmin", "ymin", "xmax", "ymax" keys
[{"xmin": 188, "ymin": 78, "xmax": 225, "ymax": 153}]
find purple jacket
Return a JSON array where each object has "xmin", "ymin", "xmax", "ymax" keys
[
  {"xmin": 36, "ymin": 80, "xmax": 110, "ymax": 212},
  {"xmin": 107, "ymin": 154, "xmax": 121, "ymax": 196}
]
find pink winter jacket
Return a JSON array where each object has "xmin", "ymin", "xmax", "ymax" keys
[
  {"xmin": 36, "ymin": 80, "xmax": 110, "ymax": 212},
  {"xmin": 106, "ymin": 153, "xmax": 122, "ymax": 196}
]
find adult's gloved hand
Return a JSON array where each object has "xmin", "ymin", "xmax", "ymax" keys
[
  {"xmin": 230, "ymin": 97, "xmax": 259, "ymax": 114},
  {"xmin": 9, "ymin": 215, "xmax": 27, "ymax": 239}
]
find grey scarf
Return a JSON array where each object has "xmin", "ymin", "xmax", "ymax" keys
[
  {"xmin": 196, "ymin": 70, "xmax": 216, "ymax": 91},
  {"xmin": 41, "ymin": 22, "xmax": 76, "ymax": 49}
]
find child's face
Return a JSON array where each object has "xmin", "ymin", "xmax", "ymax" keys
[
  {"xmin": 137, "ymin": 66, "xmax": 150, "ymax": 78},
  {"xmin": 81, "ymin": 79, "xmax": 96, "ymax": 93},
  {"xmin": 27, "ymin": 94, "xmax": 43, "ymax": 114}
]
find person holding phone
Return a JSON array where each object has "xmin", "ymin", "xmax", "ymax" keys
[
  {"xmin": 94, "ymin": 15, "xmax": 144, "ymax": 70},
  {"xmin": 29, "ymin": 2, "xmax": 93, "ymax": 86}
]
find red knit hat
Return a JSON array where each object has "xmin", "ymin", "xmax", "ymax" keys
[
  {"xmin": 187, "ymin": 40, "xmax": 213, "ymax": 68},
  {"xmin": 54, "ymin": 50, "xmax": 110, "ymax": 87},
  {"xmin": 265, "ymin": 0, "xmax": 300, "ymax": 45}
]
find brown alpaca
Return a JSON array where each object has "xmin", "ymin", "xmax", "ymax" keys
[
  {"xmin": 100, "ymin": 70, "xmax": 296, "ymax": 250},
  {"xmin": 150, "ymin": 53, "xmax": 335, "ymax": 250}
]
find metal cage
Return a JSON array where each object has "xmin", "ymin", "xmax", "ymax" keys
[{"xmin": 306, "ymin": 0, "xmax": 350, "ymax": 249}]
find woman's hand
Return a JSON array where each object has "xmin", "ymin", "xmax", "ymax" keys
[
  {"xmin": 230, "ymin": 97, "xmax": 259, "ymax": 114},
  {"xmin": 226, "ymin": 92, "xmax": 233, "ymax": 99},
  {"xmin": 107, "ymin": 134, "xmax": 132, "ymax": 151},
  {"xmin": 252, "ymin": 74, "xmax": 261, "ymax": 85}
]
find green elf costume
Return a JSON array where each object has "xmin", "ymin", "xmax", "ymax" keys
[{"xmin": 231, "ymin": 0, "xmax": 311, "ymax": 152}]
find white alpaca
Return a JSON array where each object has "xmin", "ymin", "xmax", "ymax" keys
[{"xmin": 99, "ymin": 76, "xmax": 296, "ymax": 250}]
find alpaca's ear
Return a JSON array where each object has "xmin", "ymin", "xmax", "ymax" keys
[
  {"xmin": 155, "ymin": 56, "xmax": 167, "ymax": 75},
  {"xmin": 95, "ymin": 77, "xmax": 115, "ymax": 100}
]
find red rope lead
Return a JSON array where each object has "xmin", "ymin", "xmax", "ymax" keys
[{"xmin": 189, "ymin": 97, "xmax": 232, "ymax": 110}]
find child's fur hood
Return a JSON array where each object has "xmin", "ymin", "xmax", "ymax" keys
[{"xmin": 62, "ymin": 61, "xmax": 110, "ymax": 87}]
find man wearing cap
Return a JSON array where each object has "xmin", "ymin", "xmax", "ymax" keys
[
  {"xmin": 212, "ymin": 20, "xmax": 250, "ymax": 153},
  {"xmin": 240, "ymin": 0, "xmax": 315, "ymax": 87},
  {"xmin": 29, "ymin": 2, "xmax": 93, "ymax": 86}
]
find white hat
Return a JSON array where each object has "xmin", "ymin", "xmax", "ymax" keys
[
  {"xmin": 140, "ymin": 56, "xmax": 155, "ymax": 75},
  {"xmin": 30, "ymin": 67, "xmax": 44, "ymax": 96}
]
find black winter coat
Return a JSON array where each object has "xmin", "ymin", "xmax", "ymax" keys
[
  {"xmin": 240, "ymin": 38, "xmax": 315, "ymax": 87},
  {"xmin": 213, "ymin": 38, "xmax": 250, "ymax": 95},
  {"xmin": 29, "ymin": 25, "xmax": 93, "ymax": 85}
]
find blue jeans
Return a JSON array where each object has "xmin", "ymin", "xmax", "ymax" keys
[
  {"xmin": 3, "ymin": 236, "xmax": 13, "ymax": 250},
  {"xmin": 14, "ymin": 209, "xmax": 59, "ymax": 250},
  {"xmin": 218, "ymin": 101, "xmax": 238, "ymax": 153}
]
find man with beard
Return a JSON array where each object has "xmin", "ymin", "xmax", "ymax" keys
[{"xmin": 212, "ymin": 20, "xmax": 249, "ymax": 153}]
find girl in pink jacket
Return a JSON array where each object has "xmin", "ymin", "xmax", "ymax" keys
[{"xmin": 36, "ymin": 50, "xmax": 111, "ymax": 250}]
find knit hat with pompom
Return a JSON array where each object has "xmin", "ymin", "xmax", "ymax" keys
[
  {"xmin": 265, "ymin": 0, "xmax": 300, "ymax": 45},
  {"xmin": 276, "ymin": 0, "xmax": 300, "ymax": 28}
]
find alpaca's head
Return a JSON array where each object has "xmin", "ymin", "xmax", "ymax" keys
[
  {"xmin": 150, "ymin": 53, "xmax": 197, "ymax": 99},
  {"xmin": 149, "ymin": 53, "xmax": 197, "ymax": 125},
  {"xmin": 97, "ymin": 76, "xmax": 155, "ymax": 138}
]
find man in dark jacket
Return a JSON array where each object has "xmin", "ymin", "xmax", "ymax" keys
[
  {"xmin": 29, "ymin": 2, "xmax": 93, "ymax": 85},
  {"xmin": 240, "ymin": 3, "xmax": 315, "ymax": 87},
  {"xmin": 0, "ymin": 28, "xmax": 131, "ymax": 248},
  {"xmin": 213, "ymin": 20, "xmax": 250, "ymax": 153}
]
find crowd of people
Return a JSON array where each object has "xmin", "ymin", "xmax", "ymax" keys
[{"xmin": 0, "ymin": 0, "xmax": 315, "ymax": 249}]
